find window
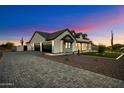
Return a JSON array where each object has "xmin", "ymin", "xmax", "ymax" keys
[
  {"xmin": 65, "ymin": 42, "xmax": 71, "ymax": 48},
  {"xmin": 65, "ymin": 42, "xmax": 68, "ymax": 48},
  {"xmin": 68, "ymin": 43, "xmax": 70, "ymax": 48}
]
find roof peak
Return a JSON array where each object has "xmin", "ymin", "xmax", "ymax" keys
[
  {"xmin": 35, "ymin": 28, "xmax": 71, "ymax": 40},
  {"xmin": 35, "ymin": 28, "xmax": 70, "ymax": 34},
  {"xmin": 51, "ymin": 28, "xmax": 70, "ymax": 33}
]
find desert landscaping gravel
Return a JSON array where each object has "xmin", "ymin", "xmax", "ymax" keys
[{"xmin": 0, "ymin": 52, "xmax": 124, "ymax": 88}]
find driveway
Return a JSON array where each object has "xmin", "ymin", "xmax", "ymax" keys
[
  {"xmin": 40, "ymin": 54, "xmax": 124, "ymax": 81},
  {"xmin": 0, "ymin": 52, "xmax": 124, "ymax": 88},
  {"xmin": 0, "ymin": 52, "xmax": 2, "ymax": 59}
]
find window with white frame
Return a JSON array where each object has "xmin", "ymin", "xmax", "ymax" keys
[
  {"xmin": 65, "ymin": 42, "xmax": 68, "ymax": 48},
  {"xmin": 65, "ymin": 42, "xmax": 71, "ymax": 48}
]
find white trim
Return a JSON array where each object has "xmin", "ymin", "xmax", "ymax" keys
[
  {"xmin": 60, "ymin": 40, "xmax": 63, "ymax": 52},
  {"xmin": 116, "ymin": 53, "xmax": 124, "ymax": 60},
  {"xmin": 32, "ymin": 43, "xmax": 34, "ymax": 51},
  {"xmin": 52, "ymin": 40, "xmax": 54, "ymax": 47},
  {"xmin": 40, "ymin": 42, "xmax": 42, "ymax": 52}
]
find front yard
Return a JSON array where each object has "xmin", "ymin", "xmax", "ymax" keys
[{"xmin": 81, "ymin": 51, "xmax": 122, "ymax": 59}]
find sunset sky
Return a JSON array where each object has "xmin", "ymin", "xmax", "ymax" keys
[{"xmin": 0, "ymin": 5, "xmax": 124, "ymax": 46}]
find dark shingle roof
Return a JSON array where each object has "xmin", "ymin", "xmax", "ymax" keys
[
  {"xmin": 75, "ymin": 33, "xmax": 82, "ymax": 38},
  {"xmin": 36, "ymin": 28, "xmax": 70, "ymax": 40},
  {"xmin": 74, "ymin": 33, "xmax": 88, "ymax": 39},
  {"xmin": 36, "ymin": 31, "xmax": 50, "ymax": 39},
  {"xmin": 29, "ymin": 28, "xmax": 90, "ymax": 43}
]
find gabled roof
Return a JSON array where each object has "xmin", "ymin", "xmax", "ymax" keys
[
  {"xmin": 75, "ymin": 33, "xmax": 82, "ymax": 38},
  {"xmin": 36, "ymin": 31, "xmax": 50, "ymax": 39},
  {"xmin": 61, "ymin": 35, "xmax": 74, "ymax": 43},
  {"xmin": 74, "ymin": 33, "xmax": 88, "ymax": 38},
  {"xmin": 37, "ymin": 28, "xmax": 70, "ymax": 40},
  {"xmin": 29, "ymin": 28, "xmax": 71, "ymax": 42},
  {"xmin": 47, "ymin": 28, "xmax": 70, "ymax": 40},
  {"xmin": 29, "ymin": 28, "xmax": 91, "ymax": 43}
]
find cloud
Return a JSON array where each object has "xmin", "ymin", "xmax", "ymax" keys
[{"xmin": 73, "ymin": 7, "xmax": 124, "ymax": 33}]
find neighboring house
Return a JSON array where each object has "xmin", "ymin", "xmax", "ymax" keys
[{"xmin": 19, "ymin": 28, "xmax": 92, "ymax": 53}]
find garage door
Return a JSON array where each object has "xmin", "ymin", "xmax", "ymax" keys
[
  {"xmin": 34, "ymin": 43, "xmax": 40, "ymax": 51},
  {"xmin": 42, "ymin": 44, "xmax": 52, "ymax": 53}
]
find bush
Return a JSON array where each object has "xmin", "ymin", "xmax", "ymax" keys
[
  {"xmin": 98, "ymin": 45, "xmax": 106, "ymax": 54},
  {"xmin": 113, "ymin": 44, "xmax": 124, "ymax": 51},
  {"xmin": 0, "ymin": 42, "xmax": 15, "ymax": 52}
]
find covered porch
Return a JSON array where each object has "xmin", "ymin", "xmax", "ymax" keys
[
  {"xmin": 60, "ymin": 35, "xmax": 75, "ymax": 53},
  {"xmin": 76, "ymin": 42, "xmax": 92, "ymax": 53}
]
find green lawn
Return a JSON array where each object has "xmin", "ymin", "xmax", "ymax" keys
[{"xmin": 81, "ymin": 51, "xmax": 122, "ymax": 59}]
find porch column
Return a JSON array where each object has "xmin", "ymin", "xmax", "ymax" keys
[
  {"xmin": 81, "ymin": 43, "xmax": 82, "ymax": 52},
  {"xmin": 52, "ymin": 40, "xmax": 54, "ymax": 53},
  {"xmin": 89, "ymin": 43, "xmax": 91, "ymax": 50},
  {"xmin": 32, "ymin": 43, "xmax": 34, "ymax": 51},
  {"xmin": 60, "ymin": 40, "xmax": 63, "ymax": 52},
  {"xmin": 87, "ymin": 43, "xmax": 89, "ymax": 50},
  {"xmin": 40, "ymin": 42, "xmax": 42, "ymax": 52}
]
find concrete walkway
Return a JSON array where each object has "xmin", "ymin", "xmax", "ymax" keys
[{"xmin": 0, "ymin": 52, "xmax": 124, "ymax": 88}]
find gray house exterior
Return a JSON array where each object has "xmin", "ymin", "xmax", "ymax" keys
[{"xmin": 25, "ymin": 28, "xmax": 92, "ymax": 53}]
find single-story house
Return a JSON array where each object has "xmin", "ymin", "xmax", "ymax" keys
[{"xmin": 17, "ymin": 28, "xmax": 92, "ymax": 53}]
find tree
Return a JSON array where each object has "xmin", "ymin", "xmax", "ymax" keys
[
  {"xmin": 5, "ymin": 42, "xmax": 15, "ymax": 49},
  {"xmin": 0, "ymin": 42, "xmax": 15, "ymax": 51},
  {"xmin": 113, "ymin": 44, "xmax": 124, "ymax": 51}
]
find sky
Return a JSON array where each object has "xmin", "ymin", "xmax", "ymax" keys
[{"xmin": 0, "ymin": 5, "xmax": 124, "ymax": 46}]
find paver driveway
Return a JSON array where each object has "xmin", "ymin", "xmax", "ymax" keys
[
  {"xmin": 0, "ymin": 52, "xmax": 2, "ymax": 59},
  {"xmin": 41, "ymin": 54, "xmax": 124, "ymax": 80},
  {"xmin": 0, "ymin": 52, "xmax": 124, "ymax": 88}
]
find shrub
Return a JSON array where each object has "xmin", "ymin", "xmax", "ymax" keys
[
  {"xmin": 98, "ymin": 45, "xmax": 106, "ymax": 54},
  {"xmin": 0, "ymin": 42, "xmax": 15, "ymax": 52}
]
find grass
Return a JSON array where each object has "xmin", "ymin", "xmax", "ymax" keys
[{"xmin": 81, "ymin": 51, "xmax": 122, "ymax": 59}]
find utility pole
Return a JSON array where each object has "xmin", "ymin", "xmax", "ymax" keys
[{"xmin": 111, "ymin": 31, "xmax": 113, "ymax": 50}]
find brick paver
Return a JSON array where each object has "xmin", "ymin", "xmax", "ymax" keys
[{"xmin": 0, "ymin": 52, "xmax": 124, "ymax": 88}]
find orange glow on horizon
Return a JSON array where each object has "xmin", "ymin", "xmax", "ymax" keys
[
  {"xmin": 90, "ymin": 34, "xmax": 124, "ymax": 46},
  {"xmin": 0, "ymin": 34, "xmax": 124, "ymax": 47},
  {"xmin": 0, "ymin": 39, "xmax": 29, "ymax": 46}
]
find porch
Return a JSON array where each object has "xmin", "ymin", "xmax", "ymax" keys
[{"xmin": 76, "ymin": 42, "xmax": 92, "ymax": 53}]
